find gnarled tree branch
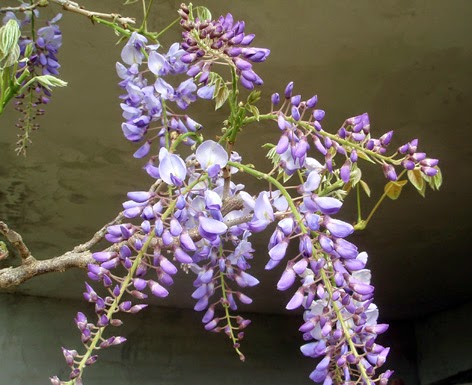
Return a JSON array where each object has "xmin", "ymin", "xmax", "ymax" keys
[
  {"xmin": 0, "ymin": 196, "xmax": 247, "ymax": 289},
  {"xmin": 0, "ymin": 211, "xmax": 123, "ymax": 288},
  {"xmin": 50, "ymin": 0, "xmax": 136, "ymax": 27},
  {"xmin": 0, "ymin": 1, "xmax": 47, "ymax": 13},
  {"xmin": 0, "ymin": 250, "xmax": 93, "ymax": 288},
  {"xmin": 0, "ymin": 0, "xmax": 136, "ymax": 27},
  {"xmin": 0, "ymin": 221, "xmax": 31, "ymax": 260}
]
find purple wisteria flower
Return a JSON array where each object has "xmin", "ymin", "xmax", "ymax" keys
[
  {"xmin": 196, "ymin": 140, "xmax": 228, "ymax": 177},
  {"xmin": 158, "ymin": 148, "xmax": 187, "ymax": 186},
  {"xmin": 121, "ymin": 32, "xmax": 148, "ymax": 65},
  {"xmin": 148, "ymin": 43, "xmax": 187, "ymax": 76},
  {"xmin": 116, "ymin": 33, "xmax": 204, "ymax": 163}
]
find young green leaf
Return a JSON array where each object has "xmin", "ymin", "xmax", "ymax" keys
[
  {"xmin": 356, "ymin": 150, "xmax": 376, "ymax": 164},
  {"xmin": 432, "ymin": 167, "xmax": 442, "ymax": 190},
  {"xmin": 359, "ymin": 180, "xmax": 371, "ymax": 197},
  {"xmin": 384, "ymin": 180, "xmax": 408, "ymax": 200},
  {"xmin": 0, "ymin": 19, "xmax": 21, "ymax": 69},
  {"xmin": 350, "ymin": 165, "xmax": 362, "ymax": 186},
  {"xmin": 34, "ymin": 75, "xmax": 68, "ymax": 90},
  {"xmin": 246, "ymin": 90, "xmax": 261, "ymax": 105},
  {"xmin": 247, "ymin": 105, "xmax": 260, "ymax": 121},
  {"xmin": 196, "ymin": 6, "xmax": 212, "ymax": 22},
  {"xmin": 407, "ymin": 169, "xmax": 425, "ymax": 197},
  {"xmin": 214, "ymin": 81, "xmax": 229, "ymax": 110}
]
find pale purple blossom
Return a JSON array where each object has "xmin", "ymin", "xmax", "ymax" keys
[{"xmin": 158, "ymin": 148, "xmax": 187, "ymax": 186}]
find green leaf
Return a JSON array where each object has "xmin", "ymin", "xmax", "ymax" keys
[
  {"xmin": 0, "ymin": 19, "xmax": 21, "ymax": 68},
  {"xmin": 350, "ymin": 165, "xmax": 362, "ymax": 186},
  {"xmin": 408, "ymin": 169, "xmax": 425, "ymax": 197},
  {"xmin": 247, "ymin": 104, "xmax": 260, "ymax": 121},
  {"xmin": 196, "ymin": 6, "xmax": 212, "ymax": 21},
  {"xmin": 359, "ymin": 180, "xmax": 371, "ymax": 197},
  {"xmin": 214, "ymin": 80, "xmax": 229, "ymax": 110},
  {"xmin": 432, "ymin": 167, "xmax": 442, "ymax": 190},
  {"xmin": 1, "ymin": 44, "xmax": 19, "ymax": 68},
  {"xmin": 265, "ymin": 146, "xmax": 280, "ymax": 168},
  {"xmin": 282, "ymin": 171, "xmax": 293, "ymax": 183},
  {"xmin": 384, "ymin": 180, "xmax": 408, "ymax": 200},
  {"xmin": 123, "ymin": 0, "xmax": 139, "ymax": 4},
  {"xmin": 0, "ymin": 20, "xmax": 20, "ymax": 53},
  {"xmin": 246, "ymin": 90, "xmax": 261, "ymax": 105},
  {"xmin": 356, "ymin": 150, "xmax": 376, "ymax": 164},
  {"xmin": 23, "ymin": 42, "xmax": 34, "ymax": 59},
  {"xmin": 34, "ymin": 75, "xmax": 68, "ymax": 90}
]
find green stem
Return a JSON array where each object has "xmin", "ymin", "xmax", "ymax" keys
[
  {"xmin": 91, "ymin": 17, "xmax": 158, "ymax": 42},
  {"xmin": 227, "ymin": 161, "xmax": 294, "ymax": 214},
  {"xmin": 362, "ymin": 169, "xmax": 407, "ymax": 228},
  {"xmin": 91, "ymin": 17, "xmax": 130, "ymax": 36},
  {"xmin": 315, "ymin": 265, "xmax": 370, "ymax": 382},
  {"xmin": 1, "ymin": 68, "xmax": 31, "ymax": 112},
  {"xmin": 219, "ymin": 271, "xmax": 245, "ymax": 361},
  {"xmin": 169, "ymin": 132, "xmax": 202, "ymax": 152},
  {"xmin": 356, "ymin": 183, "xmax": 362, "ymax": 223},
  {"xmin": 30, "ymin": 0, "xmax": 36, "ymax": 40},
  {"xmin": 226, "ymin": 67, "xmax": 243, "ymax": 144},
  {"xmin": 217, "ymin": 125, "xmax": 232, "ymax": 145},
  {"xmin": 155, "ymin": 17, "xmax": 180, "ymax": 40},
  {"xmin": 318, "ymin": 179, "xmax": 344, "ymax": 197},
  {"xmin": 140, "ymin": 0, "xmax": 149, "ymax": 31},
  {"xmin": 243, "ymin": 113, "xmax": 397, "ymax": 165},
  {"xmin": 71, "ymin": 233, "xmax": 154, "ymax": 382}
]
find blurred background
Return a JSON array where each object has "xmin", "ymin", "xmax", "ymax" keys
[{"xmin": 0, "ymin": 0, "xmax": 471, "ymax": 384}]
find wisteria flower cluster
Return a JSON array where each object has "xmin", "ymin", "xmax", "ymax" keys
[
  {"xmin": 1, "ymin": 9, "xmax": 63, "ymax": 154},
  {"xmin": 270, "ymin": 82, "xmax": 438, "ymax": 183},
  {"xmin": 53, "ymin": 4, "xmax": 441, "ymax": 385},
  {"xmin": 178, "ymin": 3, "xmax": 270, "ymax": 90},
  {"xmin": 0, "ymin": 2, "xmax": 442, "ymax": 385},
  {"xmin": 117, "ymin": 31, "xmax": 208, "ymax": 161}
]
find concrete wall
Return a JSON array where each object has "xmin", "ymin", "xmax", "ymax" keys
[
  {"xmin": 416, "ymin": 301, "xmax": 472, "ymax": 385},
  {"xmin": 0, "ymin": 293, "xmax": 419, "ymax": 385}
]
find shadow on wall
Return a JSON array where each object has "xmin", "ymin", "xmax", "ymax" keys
[{"xmin": 0, "ymin": 293, "xmax": 421, "ymax": 385}]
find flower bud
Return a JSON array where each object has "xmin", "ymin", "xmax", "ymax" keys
[
  {"xmin": 271, "ymin": 92, "xmax": 280, "ymax": 105},
  {"xmin": 284, "ymin": 81, "xmax": 294, "ymax": 98},
  {"xmin": 313, "ymin": 109, "xmax": 325, "ymax": 121}
]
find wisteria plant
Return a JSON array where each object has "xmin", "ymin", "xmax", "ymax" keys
[{"xmin": 0, "ymin": 2, "xmax": 442, "ymax": 385}]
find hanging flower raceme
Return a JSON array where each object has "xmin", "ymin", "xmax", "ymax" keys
[
  {"xmin": 257, "ymin": 164, "xmax": 392, "ymax": 384},
  {"xmin": 178, "ymin": 4, "xmax": 270, "ymax": 90},
  {"xmin": 2, "ymin": 11, "xmax": 63, "ymax": 154},
  {"xmin": 117, "ymin": 32, "xmax": 206, "ymax": 162}
]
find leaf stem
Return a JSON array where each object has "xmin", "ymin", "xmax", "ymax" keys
[
  {"xmin": 356, "ymin": 183, "xmax": 362, "ymax": 223},
  {"xmin": 155, "ymin": 17, "xmax": 180, "ymax": 40},
  {"xmin": 219, "ymin": 271, "xmax": 245, "ymax": 361},
  {"xmin": 360, "ymin": 169, "xmax": 407, "ymax": 229}
]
